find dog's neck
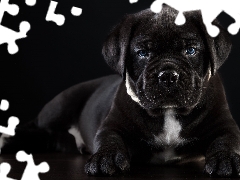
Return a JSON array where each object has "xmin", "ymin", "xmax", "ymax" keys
[{"xmin": 125, "ymin": 71, "xmax": 141, "ymax": 104}]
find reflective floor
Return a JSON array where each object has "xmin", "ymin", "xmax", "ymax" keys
[{"xmin": 0, "ymin": 153, "xmax": 235, "ymax": 180}]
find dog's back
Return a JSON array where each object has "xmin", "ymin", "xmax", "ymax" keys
[{"xmin": 1, "ymin": 75, "xmax": 122, "ymax": 153}]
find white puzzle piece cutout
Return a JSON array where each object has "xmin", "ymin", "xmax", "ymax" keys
[
  {"xmin": 0, "ymin": 21, "xmax": 30, "ymax": 54},
  {"xmin": 0, "ymin": 163, "xmax": 16, "ymax": 180},
  {"xmin": 25, "ymin": 0, "xmax": 37, "ymax": 6},
  {"xmin": 0, "ymin": 0, "xmax": 31, "ymax": 54},
  {"xmin": 0, "ymin": 0, "xmax": 19, "ymax": 22},
  {"xmin": 0, "ymin": 117, "xmax": 19, "ymax": 136},
  {"xmin": 129, "ymin": 0, "xmax": 138, "ymax": 4},
  {"xmin": 0, "ymin": 100, "xmax": 19, "ymax": 153},
  {"xmin": 16, "ymin": 151, "xmax": 50, "ymax": 180},
  {"xmin": 0, "ymin": 100, "xmax": 9, "ymax": 111},
  {"xmin": 46, "ymin": 1, "xmax": 65, "ymax": 26},
  {"xmin": 71, "ymin": 7, "xmax": 82, "ymax": 16},
  {"xmin": 150, "ymin": 0, "xmax": 240, "ymax": 37}
]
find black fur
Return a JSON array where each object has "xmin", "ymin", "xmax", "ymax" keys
[{"xmin": 1, "ymin": 6, "xmax": 240, "ymax": 177}]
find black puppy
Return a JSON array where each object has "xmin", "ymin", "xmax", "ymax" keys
[{"xmin": 1, "ymin": 6, "xmax": 240, "ymax": 177}]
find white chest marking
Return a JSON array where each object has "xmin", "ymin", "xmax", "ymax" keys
[
  {"xmin": 155, "ymin": 109, "xmax": 183, "ymax": 146},
  {"xmin": 151, "ymin": 109, "xmax": 184, "ymax": 163}
]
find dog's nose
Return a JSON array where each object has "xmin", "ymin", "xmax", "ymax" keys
[{"xmin": 158, "ymin": 70, "xmax": 179, "ymax": 87}]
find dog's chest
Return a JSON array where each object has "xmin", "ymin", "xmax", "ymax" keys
[{"xmin": 150, "ymin": 109, "xmax": 185, "ymax": 163}]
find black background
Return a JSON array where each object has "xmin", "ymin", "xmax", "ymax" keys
[{"xmin": 0, "ymin": 0, "xmax": 239, "ymax": 127}]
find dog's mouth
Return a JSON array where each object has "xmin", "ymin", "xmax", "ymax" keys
[{"xmin": 134, "ymin": 65, "xmax": 203, "ymax": 114}]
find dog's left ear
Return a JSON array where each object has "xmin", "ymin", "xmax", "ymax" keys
[
  {"xmin": 185, "ymin": 11, "xmax": 232, "ymax": 76},
  {"xmin": 207, "ymin": 20, "xmax": 232, "ymax": 75},
  {"xmin": 102, "ymin": 14, "xmax": 135, "ymax": 79}
]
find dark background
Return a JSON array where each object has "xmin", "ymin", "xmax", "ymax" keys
[{"xmin": 0, "ymin": 0, "xmax": 239, "ymax": 127}]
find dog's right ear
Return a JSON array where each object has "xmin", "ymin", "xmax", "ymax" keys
[
  {"xmin": 207, "ymin": 20, "xmax": 232, "ymax": 75},
  {"xmin": 102, "ymin": 15, "xmax": 135, "ymax": 79},
  {"xmin": 184, "ymin": 11, "xmax": 232, "ymax": 76}
]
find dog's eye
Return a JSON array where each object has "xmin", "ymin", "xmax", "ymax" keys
[
  {"xmin": 137, "ymin": 50, "xmax": 149, "ymax": 57},
  {"xmin": 186, "ymin": 47, "xmax": 196, "ymax": 55}
]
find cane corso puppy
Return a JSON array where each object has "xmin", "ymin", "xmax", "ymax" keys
[{"xmin": 1, "ymin": 5, "xmax": 240, "ymax": 177}]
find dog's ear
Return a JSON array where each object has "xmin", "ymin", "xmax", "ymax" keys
[
  {"xmin": 102, "ymin": 15, "xmax": 135, "ymax": 79},
  {"xmin": 185, "ymin": 11, "xmax": 232, "ymax": 76},
  {"xmin": 207, "ymin": 21, "xmax": 232, "ymax": 75}
]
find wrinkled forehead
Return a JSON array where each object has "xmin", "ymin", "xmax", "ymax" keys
[{"xmin": 131, "ymin": 8, "xmax": 204, "ymax": 42}]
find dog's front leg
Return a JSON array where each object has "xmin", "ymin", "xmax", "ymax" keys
[
  {"xmin": 204, "ymin": 133, "xmax": 240, "ymax": 177},
  {"xmin": 84, "ymin": 129, "xmax": 130, "ymax": 176}
]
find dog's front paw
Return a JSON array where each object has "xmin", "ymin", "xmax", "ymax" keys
[
  {"xmin": 204, "ymin": 151, "xmax": 240, "ymax": 177},
  {"xmin": 84, "ymin": 150, "xmax": 130, "ymax": 176}
]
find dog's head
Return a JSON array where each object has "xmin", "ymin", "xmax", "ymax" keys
[{"xmin": 102, "ymin": 6, "xmax": 232, "ymax": 115}]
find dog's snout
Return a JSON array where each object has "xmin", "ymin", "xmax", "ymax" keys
[{"xmin": 158, "ymin": 70, "xmax": 179, "ymax": 87}]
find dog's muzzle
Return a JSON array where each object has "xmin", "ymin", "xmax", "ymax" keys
[
  {"xmin": 158, "ymin": 70, "xmax": 179, "ymax": 87},
  {"xmin": 134, "ymin": 58, "xmax": 203, "ymax": 112}
]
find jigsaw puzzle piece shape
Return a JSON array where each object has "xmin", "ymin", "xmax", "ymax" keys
[
  {"xmin": 224, "ymin": 11, "xmax": 240, "ymax": 35},
  {"xmin": 0, "ymin": 21, "xmax": 30, "ymax": 54},
  {"xmin": 150, "ymin": 0, "xmax": 222, "ymax": 37},
  {"xmin": 6, "ymin": 4, "xmax": 19, "ymax": 16},
  {"xmin": 46, "ymin": 1, "xmax": 65, "ymax": 26},
  {"xmin": 0, "ymin": 0, "xmax": 19, "ymax": 22},
  {"xmin": 200, "ymin": 8, "xmax": 221, "ymax": 37},
  {"xmin": 5, "ymin": 4, "xmax": 19, "ymax": 16},
  {"xmin": 153, "ymin": 0, "xmax": 210, "ymax": 25},
  {"xmin": 219, "ymin": 0, "xmax": 240, "ymax": 35},
  {"xmin": 16, "ymin": 151, "xmax": 50, "ymax": 180},
  {"xmin": 0, "ymin": 116, "xmax": 19, "ymax": 136},
  {"xmin": 152, "ymin": 0, "xmax": 240, "ymax": 36},
  {"xmin": 0, "ymin": 163, "xmax": 16, "ymax": 180},
  {"xmin": 151, "ymin": 0, "xmax": 191, "ymax": 25}
]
